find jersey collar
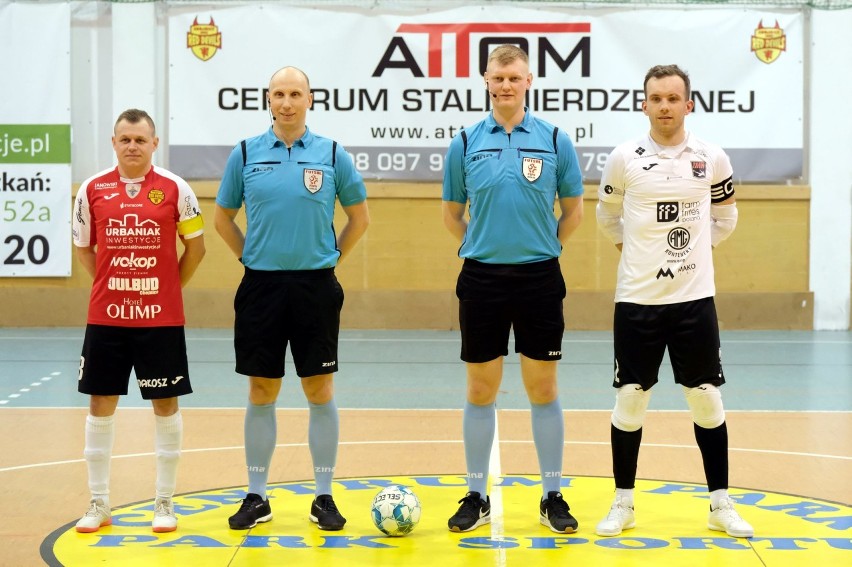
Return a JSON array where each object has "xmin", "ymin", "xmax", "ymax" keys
[
  {"xmin": 645, "ymin": 130, "xmax": 694, "ymax": 158},
  {"xmin": 486, "ymin": 106, "xmax": 534, "ymax": 134},
  {"xmin": 264, "ymin": 125, "xmax": 315, "ymax": 149}
]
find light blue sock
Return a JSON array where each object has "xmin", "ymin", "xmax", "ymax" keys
[
  {"xmin": 245, "ymin": 402, "xmax": 276, "ymax": 499},
  {"xmin": 463, "ymin": 401, "xmax": 495, "ymax": 496},
  {"xmin": 531, "ymin": 399, "xmax": 564, "ymax": 496},
  {"xmin": 309, "ymin": 398, "xmax": 339, "ymax": 497}
]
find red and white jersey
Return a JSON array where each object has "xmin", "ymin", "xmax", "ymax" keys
[
  {"xmin": 598, "ymin": 132, "xmax": 735, "ymax": 305},
  {"xmin": 72, "ymin": 165, "xmax": 204, "ymax": 326}
]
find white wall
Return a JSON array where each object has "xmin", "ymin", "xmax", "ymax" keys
[
  {"xmin": 808, "ymin": 8, "xmax": 852, "ymax": 330},
  {"xmin": 64, "ymin": 2, "xmax": 852, "ymax": 329}
]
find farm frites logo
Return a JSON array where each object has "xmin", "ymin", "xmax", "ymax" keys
[
  {"xmin": 187, "ymin": 17, "xmax": 222, "ymax": 61},
  {"xmin": 751, "ymin": 19, "xmax": 786, "ymax": 64}
]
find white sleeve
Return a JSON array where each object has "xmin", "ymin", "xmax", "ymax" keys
[
  {"xmin": 596, "ymin": 200, "xmax": 624, "ymax": 244},
  {"xmin": 72, "ymin": 184, "xmax": 91, "ymax": 247},
  {"xmin": 710, "ymin": 203, "xmax": 738, "ymax": 246},
  {"xmin": 596, "ymin": 148, "xmax": 625, "ymax": 244}
]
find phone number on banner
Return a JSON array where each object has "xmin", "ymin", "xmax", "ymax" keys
[{"xmin": 348, "ymin": 147, "xmax": 612, "ymax": 182}]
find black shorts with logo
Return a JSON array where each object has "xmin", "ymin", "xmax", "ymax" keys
[
  {"xmin": 234, "ymin": 266, "xmax": 343, "ymax": 378},
  {"xmin": 612, "ymin": 297, "xmax": 725, "ymax": 390},
  {"xmin": 456, "ymin": 258, "xmax": 566, "ymax": 363},
  {"xmin": 78, "ymin": 324, "xmax": 192, "ymax": 400}
]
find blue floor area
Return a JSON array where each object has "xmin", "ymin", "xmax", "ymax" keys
[{"xmin": 0, "ymin": 328, "xmax": 850, "ymax": 411}]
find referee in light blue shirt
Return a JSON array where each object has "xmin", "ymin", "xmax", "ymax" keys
[
  {"xmin": 214, "ymin": 66, "xmax": 369, "ymax": 533},
  {"xmin": 442, "ymin": 44, "xmax": 585, "ymax": 535}
]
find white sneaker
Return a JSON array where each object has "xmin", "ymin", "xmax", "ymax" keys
[
  {"xmin": 708, "ymin": 497, "xmax": 754, "ymax": 538},
  {"xmin": 595, "ymin": 497, "xmax": 635, "ymax": 536},
  {"xmin": 75, "ymin": 498, "xmax": 111, "ymax": 533},
  {"xmin": 152, "ymin": 497, "xmax": 178, "ymax": 533}
]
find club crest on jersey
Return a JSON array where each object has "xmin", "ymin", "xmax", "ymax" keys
[
  {"xmin": 522, "ymin": 157, "xmax": 543, "ymax": 182},
  {"xmin": 691, "ymin": 161, "xmax": 706, "ymax": 179},
  {"xmin": 125, "ymin": 183, "xmax": 141, "ymax": 198},
  {"xmin": 147, "ymin": 189, "xmax": 165, "ymax": 205},
  {"xmin": 304, "ymin": 169, "xmax": 323, "ymax": 193}
]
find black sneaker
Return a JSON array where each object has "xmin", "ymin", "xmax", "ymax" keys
[
  {"xmin": 448, "ymin": 491, "xmax": 491, "ymax": 532},
  {"xmin": 310, "ymin": 494, "xmax": 347, "ymax": 530},
  {"xmin": 228, "ymin": 493, "xmax": 272, "ymax": 530},
  {"xmin": 540, "ymin": 491, "xmax": 578, "ymax": 533}
]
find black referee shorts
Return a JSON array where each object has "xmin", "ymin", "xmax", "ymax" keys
[
  {"xmin": 612, "ymin": 297, "xmax": 726, "ymax": 390},
  {"xmin": 456, "ymin": 258, "xmax": 566, "ymax": 363},
  {"xmin": 234, "ymin": 266, "xmax": 343, "ymax": 378}
]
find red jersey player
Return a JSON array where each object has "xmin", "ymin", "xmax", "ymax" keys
[{"xmin": 71, "ymin": 109, "xmax": 205, "ymax": 534}]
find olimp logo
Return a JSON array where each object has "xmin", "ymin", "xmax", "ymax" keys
[{"xmin": 43, "ymin": 476, "xmax": 851, "ymax": 565}]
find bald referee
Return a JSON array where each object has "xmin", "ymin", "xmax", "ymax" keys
[
  {"xmin": 595, "ymin": 64, "xmax": 753, "ymax": 538},
  {"xmin": 215, "ymin": 66, "xmax": 369, "ymax": 532}
]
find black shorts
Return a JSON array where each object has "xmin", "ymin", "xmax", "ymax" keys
[
  {"xmin": 234, "ymin": 266, "xmax": 343, "ymax": 378},
  {"xmin": 456, "ymin": 258, "xmax": 566, "ymax": 363},
  {"xmin": 78, "ymin": 324, "xmax": 192, "ymax": 400},
  {"xmin": 612, "ymin": 297, "xmax": 725, "ymax": 390}
]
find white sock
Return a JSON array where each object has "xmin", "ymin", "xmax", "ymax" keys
[
  {"xmin": 84, "ymin": 414, "xmax": 115, "ymax": 508},
  {"xmin": 710, "ymin": 488, "xmax": 729, "ymax": 509},
  {"xmin": 155, "ymin": 412, "xmax": 183, "ymax": 499},
  {"xmin": 615, "ymin": 488, "xmax": 634, "ymax": 507}
]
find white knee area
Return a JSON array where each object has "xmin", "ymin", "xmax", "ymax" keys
[
  {"xmin": 156, "ymin": 449, "xmax": 181, "ymax": 463},
  {"xmin": 611, "ymin": 385, "xmax": 651, "ymax": 432},
  {"xmin": 83, "ymin": 448, "xmax": 110, "ymax": 462},
  {"xmin": 683, "ymin": 384, "xmax": 726, "ymax": 429}
]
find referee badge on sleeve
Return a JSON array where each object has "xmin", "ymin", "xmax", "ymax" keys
[
  {"xmin": 522, "ymin": 157, "xmax": 543, "ymax": 182},
  {"xmin": 303, "ymin": 169, "xmax": 323, "ymax": 193}
]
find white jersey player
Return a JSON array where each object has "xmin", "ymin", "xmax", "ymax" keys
[{"xmin": 594, "ymin": 64, "xmax": 752, "ymax": 539}]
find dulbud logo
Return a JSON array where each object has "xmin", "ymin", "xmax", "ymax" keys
[{"xmin": 373, "ymin": 22, "xmax": 592, "ymax": 78}]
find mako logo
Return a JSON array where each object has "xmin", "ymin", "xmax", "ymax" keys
[
  {"xmin": 656, "ymin": 268, "xmax": 675, "ymax": 280},
  {"xmin": 373, "ymin": 22, "xmax": 591, "ymax": 78}
]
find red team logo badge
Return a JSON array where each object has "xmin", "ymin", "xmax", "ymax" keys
[
  {"xmin": 147, "ymin": 189, "xmax": 165, "ymax": 205},
  {"xmin": 751, "ymin": 20, "xmax": 786, "ymax": 64},
  {"xmin": 304, "ymin": 169, "xmax": 323, "ymax": 193},
  {"xmin": 187, "ymin": 17, "xmax": 222, "ymax": 62},
  {"xmin": 522, "ymin": 157, "xmax": 543, "ymax": 182},
  {"xmin": 691, "ymin": 161, "xmax": 706, "ymax": 179}
]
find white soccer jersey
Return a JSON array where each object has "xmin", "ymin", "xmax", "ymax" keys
[{"xmin": 597, "ymin": 132, "xmax": 735, "ymax": 305}]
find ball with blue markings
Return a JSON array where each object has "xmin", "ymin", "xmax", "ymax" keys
[{"xmin": 370, "ymin": 485, "xmax": 421, "ymax": 536}]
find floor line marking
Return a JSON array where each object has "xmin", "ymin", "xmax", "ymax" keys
[
  {"xmin": 489, "ymin": 413, "xmax": 506, "ymax": 567},
  {"xmin": 4, "ymin": 440, "xmax": 848, "ymax": 474}
]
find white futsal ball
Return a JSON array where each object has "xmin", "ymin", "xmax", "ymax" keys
[{"xmin": 370, "ymin": 485, "xmax": 421, "ymax": 536}]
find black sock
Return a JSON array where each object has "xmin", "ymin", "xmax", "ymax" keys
[
  {"xmin": 694, "ymin": 421, "xmax": 729, "ymax": 493},
  {"xmin": 611, "ymin": 424, "xmax": 642, "ymax": 489}
]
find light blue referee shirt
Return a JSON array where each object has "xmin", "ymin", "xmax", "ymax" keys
[
  {"xmin": 217, "ymin": 127, "xmax": 367, "ymax": 270},
  {"xmin": 442, "ymin": 108, "xmax": 584, "ymax": 264}
]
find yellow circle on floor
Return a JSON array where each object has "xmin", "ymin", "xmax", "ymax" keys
[{"xmin": 44, "ymin": 475, "xmax": 851, "ymax": 566}]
